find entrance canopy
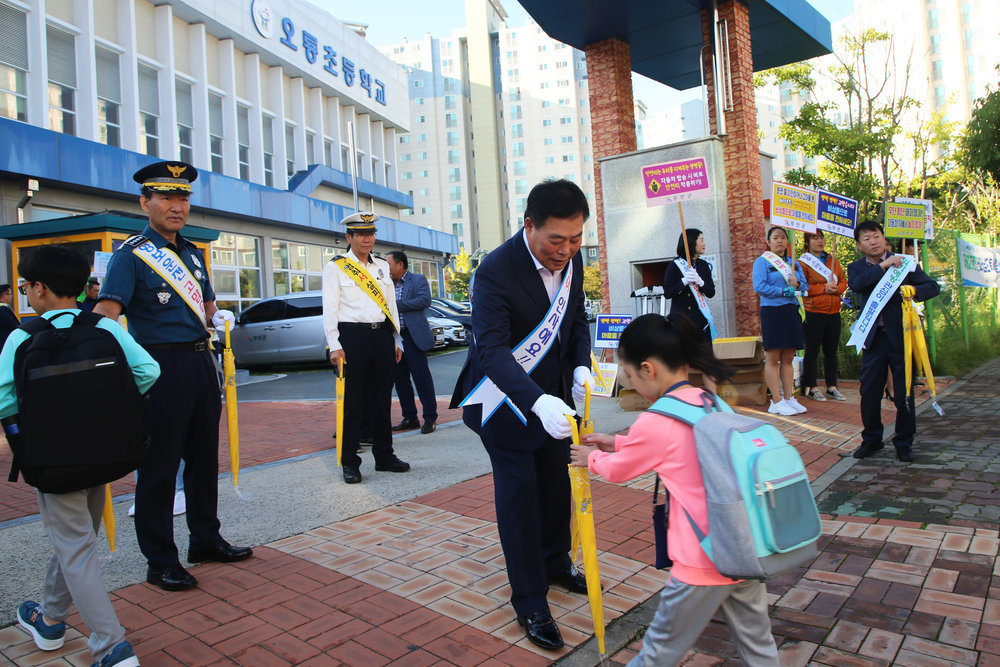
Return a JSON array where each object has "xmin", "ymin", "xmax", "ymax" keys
[{"xmin": 517, "ymin": 0, "xmax": 833, "ymax": 90}]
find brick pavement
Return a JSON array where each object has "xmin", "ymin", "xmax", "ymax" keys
[{"xmin": 4, "ymin": 368, "xmax": 998, "ymax": 666}]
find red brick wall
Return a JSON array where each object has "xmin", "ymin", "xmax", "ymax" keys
[
  {"xmin": 702, "ymin": 1, "xmax": 765, "ymax": 336},
  {"xmin": 585, "ymin": 38, "xmax": 637, "ymax": 311}
]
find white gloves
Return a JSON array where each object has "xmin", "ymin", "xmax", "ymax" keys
[
  {"xmin": 212, "ymin": 309, "xmax": 236, "ymax": 330},
  {"xmin": 531, "ymin": 394, "xmax": 576, "ymax": 440},
  {"xmin": 682, "ymin": 268, "xmax": 704, "ymax": 287},
  {"xmin": 572, "ymin": 366, "xmax": 595, "ymax": 403}
]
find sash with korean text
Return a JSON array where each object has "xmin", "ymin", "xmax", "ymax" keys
[
  {"xmin": 333, "ymin": 255, "xmax": 399, "ymax": 331},
  {"xmin": 847, "ymin": 255, "xmax": 915, "ymax": 353},
  {"xmin": 130, "ymin": 237, "xmax": 206, "ymax": 326},
  {"xmin": 762, "ymin": 251, "xmax": 805, "ymax": 320},
  {"xmin": 798, "ymin": 252, "xmax": 835, "ymax": 283},
  {"xmin": 460, "ymin": 262, "xmax": 573, "ymax": 426},
  {"xmin": 674, "ymin": 258, "xmax": 718, "ymax": 339}
]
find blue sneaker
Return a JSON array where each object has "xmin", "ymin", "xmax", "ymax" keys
[
  {"xmin": 17, "ymin": 600, "xmax": 65, "ymax": 650},
  {"xmin": 91, "ymin": 641, "xmax": 140, "ymax": 667}
]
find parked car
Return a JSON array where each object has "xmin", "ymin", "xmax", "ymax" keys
[
  {"xmin": 428, "ymin": 316, "xmax": 467, "ymax": 347},
  {"xmin": 431, "ymin": 298, "xmax": 470, "ymax": 314},
  {"xmin": 229, "ymin": 291, "xmax": 445, "ymax": 366},
  {"xmin": 427, "ymin": 305, "xmax": 471, "ymax": 335}
]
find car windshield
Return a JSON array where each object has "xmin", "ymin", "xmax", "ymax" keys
[{"xmin": 435, "ymin": 298, "xmax": 470, "ymax": 313}]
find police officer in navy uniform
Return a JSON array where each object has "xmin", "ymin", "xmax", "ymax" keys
[
  {"xmin": 95, "ymin": 161, "xmax": 252, "ymax": 591},
  {"xmin": 322, "ymin": 212, "xmax": 411, "ymax": 484}
]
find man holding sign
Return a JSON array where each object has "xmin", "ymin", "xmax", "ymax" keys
[{"xmin": 847, "ymin": 220, "xmax": 939, "ymax": 463}]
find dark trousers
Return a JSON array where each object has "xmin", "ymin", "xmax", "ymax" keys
[
  {"xmin": 340, "ymin": 324, "xmax": 396, "ymax": 468},
  {"xmin": 135, "ymin": 349, "xmax": 222, "ymax": 569},
  {"xmin": 859, "ymin": 327, "xmax": 916, "ymax": 449},
  {"xmin": 483, "ymin": 436, "xmax": 572, "ymax": 616},
  {"xmin": 394, "ymin": 329, "xmax": 438, "ymax": 422},
  {"xmin": 802, "ymin": 311, "xmax": 841, "ymax": 387}
]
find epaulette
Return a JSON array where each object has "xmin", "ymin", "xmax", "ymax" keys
[
  {"xmin": 121, "ymin": 235, "xmax": 149, "ymax": 250},
  {"xmin": 333, "ymin": 255, "xmax": 347, "ymax": 263}
]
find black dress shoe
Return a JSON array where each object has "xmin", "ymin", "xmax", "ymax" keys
[
  {"xmin": 549, "ymin": 566, "xmax": 596, "ymax": 594},
  {"xmin": 375, "ymin": 456, "xmax": 411, "ymax": 473},
  {"xmin": 852, "ymin": 442, "xmax": 884, "ymax": 459},
  {"xmin": 895, "ymin": 446, "xmax": 916, "ymax": 463},
  {"xmin": 420, "ymin": 420, "xmax": 436, "ymax": 434},
  {"xmin": 392, "ymin": 418, "xmax": 420, "ymax": 431},
  {"xmin": 516, "ymin": 610, "xmax": 564, "ymax": 650},
  {"xmin": 343, "ymin": 465, "xmax": 362, "ymax": 484},
  {"xmin": 147, "ymin": 565, "xmax": 197, "ymax": 591},
  {"xmin": 188, "ymin": 540, "xmax": 253, "ymax": 564}
]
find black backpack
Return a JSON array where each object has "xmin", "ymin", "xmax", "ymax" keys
[{"xmin": 6, "ymin": 311, "xmax": 148, "ymax": 494}]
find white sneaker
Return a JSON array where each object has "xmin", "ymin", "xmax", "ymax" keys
[
  {"xmin": 127, "ymin": 503, "xmax": 135, "ymax": 517},
  {"xmin": 783, "ymin": 397, "xmax": 808, "ymax": 414},
  {"xmin": 172, "ymin": 491, "xmax": 186, "ymax": 516},
  {"xmin": 768, "ymin": 400, "xmax": 797, "ymax": 416}
]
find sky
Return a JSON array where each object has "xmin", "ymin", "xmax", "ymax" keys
[{"xmin": 313, "ymin": 0, "xmax": 855, "ymax": 116}]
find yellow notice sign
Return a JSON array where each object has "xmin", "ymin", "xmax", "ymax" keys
[{"xmin": 884, "ymin": 202, "xmax": 926, "ymax": 239}]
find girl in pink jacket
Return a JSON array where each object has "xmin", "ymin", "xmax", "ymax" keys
[{"xmin": 570, "ymin": 314, "xmax": 779, "ymax": 666}]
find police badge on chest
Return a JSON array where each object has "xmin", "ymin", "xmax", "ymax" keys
[{"xmin": 157, "ymin": 290, "xmax": 171, "ymax": 304}]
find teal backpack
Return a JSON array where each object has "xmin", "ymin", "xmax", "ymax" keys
[{"xmin": 649, "ymin": 391, "xmax": 821, "ymax": 581}]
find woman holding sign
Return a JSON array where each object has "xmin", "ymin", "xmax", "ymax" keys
[
  {"xmin": 662, "ymin": 229, "xmax": 716, "ymax": 342},
  {"xmin": 752, "ymin": 227, "xmax": 808, "ymax": 416},
  {"xmin": 799, "ymin": 230, "xmax": 847, "ymax": 402}
]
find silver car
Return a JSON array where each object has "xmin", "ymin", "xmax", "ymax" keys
[
  {"xmin": 230, "ymin": 291, "xmax": 445, "ymax": 366},
  {"xmin": 428, "ymin": 316, "xmax": 467, "ymax": 347}
]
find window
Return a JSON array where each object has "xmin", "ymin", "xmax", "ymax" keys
[
  {"xmin": 175, "ymin": 81, "xmax": 193, "ymax": 163},
  {"xmin": 927, "ymin": 8, "xmax": 938, "ymax": 28},
  {"xmin": 446, "ymin": 131, "xmax": 459, "ymax": 146},
  {"xmin": 511, "ymin": 123, "xmax": 523, "ymax": 138},
  {"xmin": 445, "ymin": 95, "xmax": 456, "ymax": 109},
  {"xmin": 510, "ymin": 105, "xmax": 522, "ymax": 120},
  {"xmin": 415, "ymin": 97, "xmax": 424, "ymax": 105},
  {"xmin": 934, "ymin": 86, "xmax": 946, "ymax": 107},
  {"xmin": 401, "ymin": 172, "xmax": 413, "ymax": 180},
  {"xmin": 542, "ymin": 119, "xmax": 552, "ymax": 126},
  {"xmin": 561, "ymin": 136, "xmax": 573, "ymax": 143},
  {"xmin": 262, "ymin": 115, "xmax": 274, "ymax": 186},
  {"xmin": 416, "ymin": 151, "xmax": 427, "ymax": 160},
  {"xmin": 0, "ymin": 4, "xmax": 27, "ymax": 122},
  {"xmin": 137, "ymin": 64, "xmax": 159, "ymax": 155},
  {"xmin": 47, "ymin": 26, "xmax": 77, "ymax": 135},
  {"xmin": 285, "ymin": 123, "xmax": 296, "ymax": 179},
  {"xmin": 419, "ymin": 188, "xmax": 430, "ymax": 196},
  {"xmin": 543, "ymin": 138, "xmax": 553, "ymax": 145},
  {"xmin": 271, "ymin": 240, "xmax": 335, "ymax": 295},
  {"xmin": 399, "ymin": 135, "xmax": 411, "ymax": 144},
  {"xmin": 416, "ymin": 115, "xmax": 425, "ymax": 123},
  {"xmin": 449, "ymin": 186, "xmax": 461, "ymax": 201},
  {"xmin": 419, "ymin": 170, "xmax": 429, "ymax": 178},
  {"xmin": 514, "ymin": 160, "xmax": 526, "ymax": 175},
  {"xmin": 560, "ymin": 117, "xmax": 572, "ymax": 124},
  {"xmin": 450, "ymin": 204, "xmax": 463, "ymax": 219},
  {"xmin": 448, "ymin": 167, "xmax": 461, "ymax": 182},
  {"xmin": 562, "ymin": 155, "xmax": 575, "ymax": 162},
  {"xmin": 95, "ymin": 47, "xmax": 121, "ymax": 146},
  {"xmin": 209, "ymin": 93, "xmax": 224, "ymax": 172},
  {"xmin": 445, "ymin": 113, "xmax": 458, "ymax": 127},
  {"xmin": 400, "ymin": 153, "xmax": 412, "ymax": 162},
  {"xmin": 210, "ymin": 233, "xmax": 262, "ymax": 313},
  {"xmin": 544, "ymin": 156, "xmax": 554, "ymax": 164},
  {"xmin": 306, "ymin": 130, "xmax": 316, "ymax": 165},
  {"xmin": 237, "ymin": 105, "xmax": 250, "ymax": 180},
  {"xmin": 541, "ymin": 100, "xmax": 551, "ymax": 108},
  {"xmin": 447, "ymin": 150, "xmax": 460, "ymax": 164},
  {"xmin": 512, "ymin": 142, "xmax": 525, "ymax": 157},
  {"xmin": 413, "ymin": 79, "xmax": 424, "ymax": 88},
  {"xmin": 931, "ymin": 60, "xmax": 943, "ymax": 81},
  {"xmin": 514, "ymin": 179, "xmax": 527, "ymax": 194},
  {"xmin": 559, "ymin": 98, "xmax": 570, "ymax": 106}
]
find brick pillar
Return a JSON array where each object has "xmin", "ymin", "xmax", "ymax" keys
[
  {"xmin": 585, "ymin": 38, "xmax": 636, "ymax": 311},
  {"xmin": 702, "ymin": 1, "xmax": 765, "ymax": 336}
]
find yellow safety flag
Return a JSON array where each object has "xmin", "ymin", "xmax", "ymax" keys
[
  {"xmin": 902, "ymin": 287, "xmax": 944, "ymax": 415},
  {"xmin": 102, "ymin": 483, "xmax": 116, "ymax": 553},
  {"xmin": 571, "ymin": 385, "xmax": 595, "ymax": 563},
  {"xmin": 335, "ymin": 357, "xmax": 345, "ymax": 466},
  {"xmin": 567, "ymin": 416, "xmax": 606, "ymax": 658},
  {"xmin": 223, "ymin": 321, "xmax": 242, "ymax": 494},
  {"xmin": 590, "ymin": 351, "xmax": 609, "ymax": 392}
]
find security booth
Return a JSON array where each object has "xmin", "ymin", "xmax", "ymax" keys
[{"xmin": 0, "ymin": 212, "xmax": 219, "ymax": 319}]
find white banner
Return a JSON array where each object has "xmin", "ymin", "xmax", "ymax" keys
[{"xmin": 957, "ymin": 238, "xmax": 1000, "ymax": 288}]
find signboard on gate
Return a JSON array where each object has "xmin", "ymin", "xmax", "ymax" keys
[
  {"xmin": 815, "ymin": 190, "xmax": 857, "ymax": 238},
  {"xmin": 771, "ymin": 181, "xmax": 817, "ymax": 233},
  {"xmin": 884, "ymin": 201, "xmax": 927, "ymax": 239},
  {"xmin": 641, "ymin": 157, "xmax": 712, "ymax": 207}
]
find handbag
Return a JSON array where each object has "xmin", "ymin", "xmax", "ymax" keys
[{"xmin": 652, "ymin": 474, "xmax": 672, "ymax": 569}]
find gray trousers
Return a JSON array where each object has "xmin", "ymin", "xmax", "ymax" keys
[
  {"xmin": 629, "ymin": 576, "xmax": 779, "ymax": 667},
  {"xmin": 37, "ymin": 486, "xmax": 125, "ymax": 661}
]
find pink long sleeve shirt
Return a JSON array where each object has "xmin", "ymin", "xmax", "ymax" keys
[{"xmin": 587, "ymin": 386, "xmax": 734, "ymax": 586}]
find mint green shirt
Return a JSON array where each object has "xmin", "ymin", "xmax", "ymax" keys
[{"xmin": 0, "ymin": 309, "xmax": 161, "ymax": 419}]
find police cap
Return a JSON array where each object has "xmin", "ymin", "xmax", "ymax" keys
[
  {"xmin": 133, "ymin": 161, "xmax": 198, "ymax": 194},
  {"xmin": 342, "ymin": 212, "xmax": 379, "ymax": 233}
]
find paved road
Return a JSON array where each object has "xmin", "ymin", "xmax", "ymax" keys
[{"xmin": 236, "ymin": 346, "xmax": 471, "ymax": 402}]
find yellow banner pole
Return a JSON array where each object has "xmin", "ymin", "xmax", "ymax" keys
[{"xmin": 102, "ymin": 483, "xmax": 116, "ymax": 553}]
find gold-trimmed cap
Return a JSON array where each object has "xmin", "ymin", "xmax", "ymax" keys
[
  {"xmin": 342, "ymin": 211, "xmax": 379, "ymax": 233},
  {"xmin": 133, "ymin": 161, "xmax": 198, "ymax": 193}
]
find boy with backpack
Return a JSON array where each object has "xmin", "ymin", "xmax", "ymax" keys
[
  {"xmin": 1, "ymin": 245, "xmax": 159, "ymax": 667},
  {"xmin": 571, "ymin": 314, "xmax": 822, "ymax": 665}
]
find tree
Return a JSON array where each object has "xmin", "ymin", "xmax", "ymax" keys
[
  {"xmin": 758, "ymin": 29, "xmax": 919, "ymax": 219},
  {"xmin": 962, "ymin": 80, "xmax": 1000, "ymax": 183},
  {"xmin": 582, "ymin": 263, "xmax": 602, "ymax": 301},
  {"xmin": 444, "ymin": 247, "xmax": 474, "ymax": 300}
]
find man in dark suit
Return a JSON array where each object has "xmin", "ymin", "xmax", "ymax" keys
[
  {"xmin": 848, "ymin": 220, "xmax": 940, "ymax": 463},
  {"xmin": 0, "ymin": 284, "xmax": 20, "ymax": 348},
  {"xmin": 387, "ymin": 250, "xmax": 438, "ymax": 434},
  {"xmin": 451, "ymin": 179, "xmax": 594, "ymax": 651}
]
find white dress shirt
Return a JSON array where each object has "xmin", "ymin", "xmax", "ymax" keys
[
  {"xmin": 322, "ymin": 248, "xmax": 402, "ymax": 352},
  {"xmin": 523, "ymin": 230, "xmax": 561, "ymax": 303}
]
